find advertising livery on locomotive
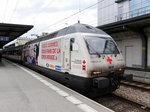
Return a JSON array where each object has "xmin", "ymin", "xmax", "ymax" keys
[{"xmin": 3, "ymin": 24, "xmax": 132, "ymax": 95}]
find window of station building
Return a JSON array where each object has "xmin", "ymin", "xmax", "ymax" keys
[
  {"xmin": 129, "ymin": 0, "xmax": 150, "ymax": 17},
  {"xmin": 118, "ymin": 6, "xmax": 123, "ymax": 20},
  {"xmin": 130, "ymin": 0, "xmax": 142, "ymax": 11},
  {"xmin": 141, "ymin": 0, "xmax": 150, "ymax": 14}
]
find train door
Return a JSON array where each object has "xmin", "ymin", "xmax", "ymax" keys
[{"xmin": 63, "ymin": 38, "xmax": 71, "ymax": 71}]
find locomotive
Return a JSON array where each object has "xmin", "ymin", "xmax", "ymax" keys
[{"xmin": 3, "ymin": 23, "xmax": 132, "ymax": 96}]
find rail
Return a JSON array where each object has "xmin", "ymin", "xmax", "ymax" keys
[{"xmin": 115, "ymin": 5, "xmax": 150, "ymax": 22}]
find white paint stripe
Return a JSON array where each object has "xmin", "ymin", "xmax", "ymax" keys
[
  {"xmin": 51, "ymin": 77, "xmax": 114, "ymax": 112},
  {"xmin": 43, "ymin": 81, "xmax": 52, "ymax": 86},
  {"xmin": 49, "ymin": 85, "xmax": 60, "ymax": 91},
  {"xmin": 40, "ymin": 79, "xmax": 48, "ymax": 83},
  {"xmin": 9, "ymin": 60, "xmax": 113, "ymax": 112},
  {"xmin": 36, "ymin": 77, "xmax": 43, "ymax": 80},
  {"xmin": 66, "ymin": 96, "xmax": 83, "ymax": 105},
  {"xmin": 40, "ymin": 80, "xmax": 51, "ymax": 86},
  {"xmin": 32, "ymin": 75, "xmax": 40, "ymax": 79},
  {"xmin": 56, "ymin": 90, "xmax": 69, "ymax": 97},
  {"xmin": 78, "ymin": 104, "xmax": 98, "ymax": 112}
]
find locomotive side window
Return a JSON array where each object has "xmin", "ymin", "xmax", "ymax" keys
[
  {"xmin": 84, "ymin": 36, "xmax": 119, "ymax": 54},
  {"xmin": 70, "ymin": 38, "xmax": 74, "ymax": 51},
  {"xmin": 70, "ymin": 38, "xmax": 79, "ymax": 51}
]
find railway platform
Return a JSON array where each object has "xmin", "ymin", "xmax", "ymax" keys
[
  {"xmin": 125, "ymin": 70, "xmax": 150, "ymax": 84},
  {"xmin": 0, "ymin": 59, "xmax": 113, "ymax": 112}
]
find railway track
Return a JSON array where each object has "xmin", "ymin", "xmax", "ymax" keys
[
  {"xmin": 93, "ymin": 80, "xmax": 150, "ymax": 112},
  {"xmin": 111, "ymin": 80, "xmax": 150, "ymax": 111},
  {"xmin": 94, "ymin": 94, "xmax": 150, "ymax": 112},
  {"xmin": 121, "ymin": 80, "xmax": 150, "ymax": 91}
]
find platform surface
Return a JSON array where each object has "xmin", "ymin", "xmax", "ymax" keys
[
  {"xmin": 125, "ymin": 70, "xmax": 150, "ymax": 84},
  {"xmin": 0, "ymin": 59, "xmax": 113, "ymax": 112}
]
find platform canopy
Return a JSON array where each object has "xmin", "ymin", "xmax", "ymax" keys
[
  {"xmin": 97, "ymin": 14, "xmax": 150, "ymax": 34},
  {"xmin": 0, "ymin": 23, "xmax": 33, "ymax": 49}
]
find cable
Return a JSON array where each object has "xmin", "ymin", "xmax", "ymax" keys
[
  {"xmin": 97, "ymin": 2, "xmax": 115, "ymax": 11},
  {"xmin": 40, "ymin": 0, "xmax": 105, "ymax": 31},
  {"xmin": 2, "ymin": 0, "xmax": 9, "ymax": 22},
  {"xmin": 30, "ymin": 0, "xmax": 150, "ymax": 36},
  {"xmin": 78, "ymin": 0, "xmax": 81, "ymax": 12},
  {"xmin": 27, "ymin": 0, "xmax": 55, "ymax": 23},
  {"xmin": 9, "ymin": 0, "xmax": 19, "ymax": 22},
  {"xmin": 42, "ymin": 0, "xmax": 55, "ymax": 10}
]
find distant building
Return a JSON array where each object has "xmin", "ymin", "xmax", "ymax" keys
[
  {"xmin": 4, "ymin": 37, "xmax": 34, "ymax": 48},
  {"xmin": 15, "ymin": 37, "xmax": 34, "ymax": 46},
  {"xmin": 98, "ymin": 0, "xmax": 150, "ymax": 26}
]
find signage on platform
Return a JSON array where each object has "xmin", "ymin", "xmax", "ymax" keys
[{"xmin": 0, "ymin": 37, "xmax": 9, "ymax": 41}]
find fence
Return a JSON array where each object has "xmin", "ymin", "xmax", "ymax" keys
[{"xmin": 116, "ymin": 5, "xmax": 150, "ymax": 21}]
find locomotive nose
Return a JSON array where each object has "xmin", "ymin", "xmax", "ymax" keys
[
  {"xmin": 93, "ymin": 77, "xmax": 109, "ymax": 88},
  {"xmin": 99, "ymin": 54, "xmax": 124, "ymax": 75}
]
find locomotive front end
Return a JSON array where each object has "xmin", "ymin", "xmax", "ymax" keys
[{"xmin": 83, "ymin": 34, "xmax": 126, "ymax": 91}]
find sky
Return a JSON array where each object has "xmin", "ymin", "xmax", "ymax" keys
[{"xmin": 0, "ymin": 0, "xmax": 98, "ymax": 38}]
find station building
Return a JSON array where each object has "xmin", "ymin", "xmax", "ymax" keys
[
  {"xmin": 4, "ymin": 37, "xmax": 33, "ymax": 48},
  {"xmin": 97, "ymin": 0, "xmax": 150, "ymax": 71}
]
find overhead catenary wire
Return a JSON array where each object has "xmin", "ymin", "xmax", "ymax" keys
[
  {"xmin": 42, "ymin": 0, "xmax": 55, "ymax": 10},
  {"xmin": 9, "ymin": 0, "xmax": 19, "ymax": 22},
  {"xmin": 57, "ymin": 0, "xmax": 150, "ymax": 29},
  {"xmin": 50, "ymin": 0, "xmax": 150, "ymax": 29},
  {"xmin": 39, "ymin": 0, "xmax": 105, "ymax": 31},
  {"xmin": 27, "ymin": 0, "xmax": 55, "ymax": 24},
  {"xmin": 63, "ymin": 7, "xmax": 97, "ymax": 28},
  {"xmin": 2, "ymin": 0, "xmax": 9, "ymax": 22},
  {"xmin": 78, "ymin": 0, "xmax": 81, "ymax": 12}
]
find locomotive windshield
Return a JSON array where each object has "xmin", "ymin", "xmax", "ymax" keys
[{"xmin": 84, "ymin": 36, "xmax": 119, "ymax": 54}]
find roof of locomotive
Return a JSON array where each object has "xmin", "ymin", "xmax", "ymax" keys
[
  {"xmin": 56, "ymin": 23, "xmax": 107, "ymax": 36},
  {"xmin": 26, "ymin": 23, "xmax": 108, "ymax": 44}
]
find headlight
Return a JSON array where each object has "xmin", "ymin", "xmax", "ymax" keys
[
  {"xmin": 92, "ymin": 71, "xmax": 102, "ymax": 75},
  {"xmin": 118, "ymin": 68, "xmax": 124, "ymax": 72}
]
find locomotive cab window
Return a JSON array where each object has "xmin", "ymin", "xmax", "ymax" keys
[{"xmin": 84, "ymin": 36, "xmax": 119, "ymax": 54}]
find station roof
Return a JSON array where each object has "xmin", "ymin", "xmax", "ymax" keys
[
  {"xmin": 0, "ymin": 23, "xmax": 33, "ymax": 48},
  {"xmin": 97, "ymin": 13, "xmax": 150, "ymax": 34}
]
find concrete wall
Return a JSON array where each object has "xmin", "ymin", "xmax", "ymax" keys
[
  {"xmin": 97, "ymin": 0, "xmax": 130, "ymax": 26},
  {"xmin": 117, "ymin": 0, "xmax": 130, "ymax": 20},
  {"xmin": 98, "ymin": 0, "xmax": 117, "ymax": 25},
  {"xmin": 112, "ymin": 32, "xmax": 142, "ymax": 68}
]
